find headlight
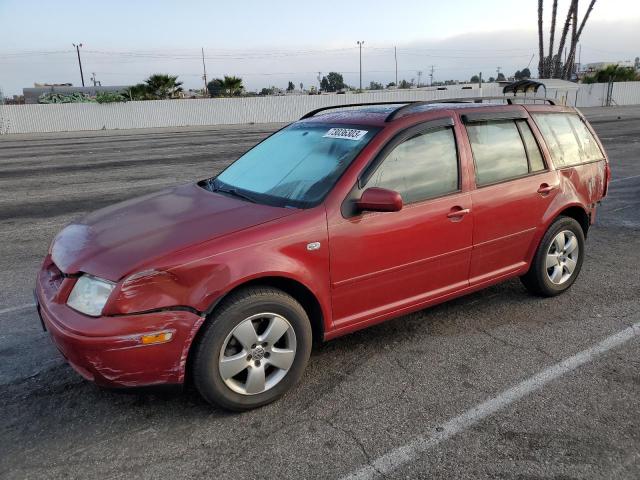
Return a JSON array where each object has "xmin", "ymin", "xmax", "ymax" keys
[{"xmin": 67, "ymin": 275, "xmax": 115, "ymax": 317}]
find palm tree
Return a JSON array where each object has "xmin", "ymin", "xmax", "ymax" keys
[
  {"xmin": 208, "ymin": 76, "xmax": 244, "ymax": 97},
  {"xmin": 545, "ymin": 0, "xmax": 558, "ymax": 77},
  {"xmin": 125, "ymin": 83, "xmax": 152, "ymax": 101},
  {"xmin": 563, "ymin": 0, "xmax": 597, "ymax": 79},
  {"xmin": 538, "ymin": 0, "xmax": 545, "ymax": 78},
  {"xmin": 144, "ymin": 74, "xmax": 183, "ymax": 99},
  {"xmin": 553, "ymin": 0, "xmax": 577, "ymax": 78}
]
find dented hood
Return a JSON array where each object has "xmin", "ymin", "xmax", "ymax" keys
[{"xmin": 50, "ymin": 183, "xmax": 296, "ymax": 281}]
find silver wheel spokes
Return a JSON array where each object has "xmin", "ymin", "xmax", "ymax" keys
[
  {"xmin": 219, "ymin": 313, "xmax": 296, "ymax": 395},
  {"xmin": 546, "ymin": 230, "xmax": 579, "ymax": 285}
]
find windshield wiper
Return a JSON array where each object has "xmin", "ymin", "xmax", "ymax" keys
[{"xmin": 209, "ymin": 179, "xmax": 259, "ymax": 204}]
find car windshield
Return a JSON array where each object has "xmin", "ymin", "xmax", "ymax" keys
[{"xmin": 213, "ymin": 123, "xmax": 379, "ymax": 208}]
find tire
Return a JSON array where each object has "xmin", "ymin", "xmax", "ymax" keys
[
  {"xmin": 521, "ymin": 216, "xmax": 585, "ymax": 297},
  {"xmin": 192, "ymin": 286, "xmax": 312, "ymax": 411}
]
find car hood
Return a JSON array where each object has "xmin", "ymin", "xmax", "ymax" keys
[{"xmin": 50, "ymin": 183, "xmax": 296, "ymax": 281}]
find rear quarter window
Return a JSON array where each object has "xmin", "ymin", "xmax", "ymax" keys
[{"xmin": 532, "ymin": 113, "xmax": 604, "ymax": 168}]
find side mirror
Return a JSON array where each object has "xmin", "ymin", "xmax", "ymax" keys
[{"xmin": 356, "ymin": 187, "xmax": 403, "ymax": 213}]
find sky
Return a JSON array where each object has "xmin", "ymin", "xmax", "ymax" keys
[{"xmin": 1, "ymin": 0, "xmax": 639, "ymax": 96}]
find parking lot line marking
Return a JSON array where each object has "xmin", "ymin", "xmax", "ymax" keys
[
  {"xmin": 610, "ymin": 174, "xmax": 640, "ymax": 184},
  {"xmin": 0, "ymin": 303, "xmax": 35, "ymax": 316},
  {"xmin": 341, "ymin": 320, "xmax": 640, "ymax": 480}
]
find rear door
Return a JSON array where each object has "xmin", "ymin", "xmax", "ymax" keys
[
  {"xmin": 463, "ymin": 111, "xmax": 558, "ymax": 285},
  {"xmin": 328, "ymin": 118, "xmax": 473, "ymax": 328}
]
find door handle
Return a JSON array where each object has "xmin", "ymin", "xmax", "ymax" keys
[
  {"xmin": 537, "ymin": 184, "xmax": 556, "ymax": 195},
  {"xmin": 447, "ymin": 207, "xmax": 470, "ymax": 220}
]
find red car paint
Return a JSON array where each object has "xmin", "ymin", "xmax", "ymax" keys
[{"xmin": 35, "ymin": 102, "xmax": 609, "ymax": 387}]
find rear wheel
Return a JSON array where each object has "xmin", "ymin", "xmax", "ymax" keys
[
  {"xmin": 192, "ymin": 287, "xmax": 312, "ymax": 411},
  {"xmin": 521, "ymin": 216, "xmax": 585, "ymax": 297}
]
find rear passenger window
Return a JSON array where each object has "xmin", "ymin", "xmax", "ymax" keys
[
  {"xmin": 367, "ymin": 127, "xmax": 458, "ymax": 204},
  {"xmin": 466, "ymin": 120, "xmax": 529, "ymax": 186},
  {"xmin": 532, "ymin": 113, "xmax": 604, "ymax": 167}
]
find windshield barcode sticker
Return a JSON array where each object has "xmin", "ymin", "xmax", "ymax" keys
[{"xmin": 323, "ymin": 128, "xmax": 368, "ymax": 141}]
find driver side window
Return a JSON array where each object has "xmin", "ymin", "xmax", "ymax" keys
[{"xmin": 367, "ymin": 127, "xmax": 459, "ymax": 204}]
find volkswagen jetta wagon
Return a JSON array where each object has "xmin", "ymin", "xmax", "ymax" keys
[{"xmin": 35, "ymin": 99, "xmax": 610, "ymax": 410}]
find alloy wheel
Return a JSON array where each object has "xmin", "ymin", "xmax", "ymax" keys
[
  {"xmin": 545, "ymin": 230, "xmax": 579, "ymax": 285},
  {"xmin": 218, "ymin": 313, "xmax": 297, "ymax": 395}
]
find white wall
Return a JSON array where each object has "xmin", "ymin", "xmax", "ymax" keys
[{"xmin": 1, "ymin": 82, "xmax": 639, "ymax": 135}]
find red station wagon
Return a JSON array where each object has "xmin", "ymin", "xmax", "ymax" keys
[{"xmin": 35, "ymin": 98, "xmax": 610, "ymax": 410}]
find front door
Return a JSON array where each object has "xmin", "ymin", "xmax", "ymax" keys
[{"xmin": 328, "ymin": 121, "xmax": 473, "ymax": 329}]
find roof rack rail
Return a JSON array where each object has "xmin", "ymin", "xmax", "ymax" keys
[
  {"xmin": 385, "ymin": 96, "xmax": 556, "ymax": 121},
  {"xmin": 299, "ymin": 101, "xmax": 412, "ymax": 120},
  {"xmin": 299, "ymin": 96, "xmax": 556, "ymax": 122}
]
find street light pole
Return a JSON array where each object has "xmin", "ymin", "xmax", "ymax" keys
[
  {"xmin": 72, "ymin": 43, "xmax": 85, "ymax": 87},
  {"xmin": 357, "ymin": 41, "xmax": 364, "ymax": 90}
]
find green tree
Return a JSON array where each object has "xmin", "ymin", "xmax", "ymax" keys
[
  {"xmin": 488, "ymin": 76, "xmax": 496, "ymax": 82},
  {"xmin": 521, "ymin": 68, "xmax": 531, "ymax": 79},
  {"xmin": 124, "ymin": 83, "xmax": 151, "ymax": 101},
  {"xmin": 287, "ymin": 81, "xmax": 295, "ymax": 92},
  {"xmin": 368, "ymin": 81, "xmax": 383, "ymax": 90},
  {"xmin": 398, "ymin": 79, "xmax": 412, "ymax": 89},
  {"xmin": 496, "ymin": 73, "xmax": 506, "ymax": 81},
  {"xmin": 95, "ymin": 91, "xmax": 127, "ymax": 103},
  {"xmin": 319, "ymin": 72, "xmax": 345, "ymax": 92},
  {"xmin": 386, "ymin": 82, "xmax": 396, "ymax": 88},
  {"xmin": 208, "ymin": 76, "xmax": 244, "ymax": 97},
  {"xmin": 470, "ymin": 75, "xmax": 480, "ymax": 83},
  {"xmin": 583, "ymin": 65, "xmax": 638, "ymax": 83},
  {"xmin": 144, "ymin": 74, "xmax": 183, "ymax": 99}
]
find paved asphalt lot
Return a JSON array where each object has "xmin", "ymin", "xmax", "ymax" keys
[{"xmin": 1, "ymin": 107, "xmax": 639, "ymax": 479}]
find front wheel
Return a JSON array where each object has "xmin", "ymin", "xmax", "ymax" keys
[
  {"xmin": 192, "ymin": 287, "xmax": 312, "ymax": 411},
  {"xmin": 521, "ymin": 216, "xmax": 585, "ymax": 297}
]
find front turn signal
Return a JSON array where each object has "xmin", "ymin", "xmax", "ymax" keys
[{"xmin": 140, "ymin": 331, "xmax": 173, "ymax": 345}]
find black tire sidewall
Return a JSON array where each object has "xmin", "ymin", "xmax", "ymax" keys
[{"xmin": 193, "ymin": 289, "xmax": 312, "ymax": 411}]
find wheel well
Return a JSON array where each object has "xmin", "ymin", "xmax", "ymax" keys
[
  {"xmin": 185, "ymin": 277, "xmax": 325, "ymax": 385},
  {"xmin": 557, "ymin": 206, "xmax": 590, "ymax": 238},
  {"xmin": 223, "ymin": 277, "xmax": 325, "ymax": 343}
]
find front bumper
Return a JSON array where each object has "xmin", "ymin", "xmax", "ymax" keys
[{"xmin": 35, "ymin": 262, "xmax": 205, "ymax": 388}]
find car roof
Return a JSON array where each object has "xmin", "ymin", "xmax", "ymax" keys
[{"xmin": 299, "ymin": 100, "xmax": 567, "ymax": 127}]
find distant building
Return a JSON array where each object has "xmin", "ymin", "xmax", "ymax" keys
[{"xmin": 23, "ymin": 84, "xmax": 131, "ymax": 104}]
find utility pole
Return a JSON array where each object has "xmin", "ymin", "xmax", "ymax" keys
[
  {"xmin": 394, "ymin": 46, "xmax": 398, "ymax": 86},
  {"xmin": 72, "ymin": 43, "xmax": 85, "ymax": 87},
  {"xmin": 577, "ymin": 44, "xmax": 582, "ymax": 73},
  {"xmin": 357, "ymin": 41, "xmax": 364, "ymax": 90},
  {"xmin": 417, "ymin": 71, "xmax": 423, "ymax": 88},
  {"xmin": 496, "ymin": 66, "xmax": 502, "ymax": 80},
  {"xmin": 201, "ymin": 48, "xmax": 208, "ymax": 95},
  {"xmin": 429, "ymin": 65, "xmax": 434, "ymax": 87},
  {"xmin": 90, "ymin": 72, "xmax": 98, "ymax": 87}
]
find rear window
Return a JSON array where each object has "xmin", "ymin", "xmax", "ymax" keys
[{"xmin": 532, "ymin": 113, "xmax": 604, "ymax": 168}]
